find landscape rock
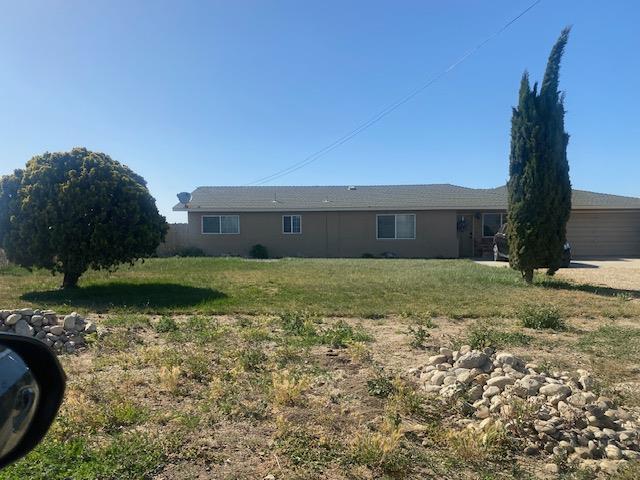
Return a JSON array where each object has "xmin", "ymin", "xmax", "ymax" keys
[
  {"xmin": 414, "ymin": 346, "xmax": 640, "ymax": 472},
  {"xmin": 5, "ymin": 313, "xmax": 21, "ymax": 325},
  {"xmin": 539, "ymin": 384, "xmax": 571, "ymax": 398},
  {"xmin": 427, "ymin": 354, "xmax": 448, "ymax": 366},
  {"xmin": 1, "ymin": 307, "xmax": 91, "ymax": 354},
  {"xmin": 486, "ymin": 376, "xmax": 515, "ymax": 390},
  {"xmin": 455, "ymin": 351, "xmax": 488, "ymax": 369},
  {"xmin": 14, "ymin": 319, "xmax": 34, "ymax": 337},
  {"xmin": 49, "ymin": 325, "xmax": 64, "ymax": 335},
  {"xmin": 63, "ymin": 314, "xmax": 78, "ymax": 330}
]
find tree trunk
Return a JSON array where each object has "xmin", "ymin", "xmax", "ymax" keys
[
  {"xmin": 62, "ymin": 271, "xmax": 81, "ymax": 289},
  {"xmin": 522, "ymin": 269, "xmax": 534, "ymax": 284}
]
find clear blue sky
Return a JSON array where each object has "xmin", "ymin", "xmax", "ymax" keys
[{"xmin": 0, "ymin": 1, "xmax": 638, "ymax": 222}]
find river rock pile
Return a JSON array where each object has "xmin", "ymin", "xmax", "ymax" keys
[
  {"xmin": 0, "ymin": 308, "xmax": 96, "ymax": 354},
  {"xmin": 412, "ymin": 346, "xmax": 640, "ymax": 474}
]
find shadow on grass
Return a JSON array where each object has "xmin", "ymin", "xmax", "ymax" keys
[
  {"xmin": 539, "ymin": 278, "xmax": 640, "ymax": 299},
  {"xmin": 21, "ymin": 282, "xmax": 226, "ymax": 311}
]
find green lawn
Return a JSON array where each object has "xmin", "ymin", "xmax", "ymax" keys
[{"xmin": 0, "ymin": 257, "xmax": 637, "ymax": 318}]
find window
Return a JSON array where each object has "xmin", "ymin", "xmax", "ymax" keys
[
  {"xmin": 482, "ymin": 213, "xmax": 505, "ymax": 237},
  {"xmin": 201, "ymin": 215, "xmax": 240, "ymax": 234},
  {"xmin": 283, "ymin": 215, "xmax": 301, "ymax": 234},
  {"xmin": 376, "ymin": 214, "xmax": 416, "ymax": 240}
]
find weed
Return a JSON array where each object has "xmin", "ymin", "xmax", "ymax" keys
[
  {"xmin": 273, "ymin": 344, "xmax": 303, "ymax": 367},
  {"xmin": 272, "ymin": 370, "xmax": 309, "ymax": 406},
  {"xmin": 407, "ymin": 325, "xmax": 430, "ymax": 349},
  {"xmin": 155, "ymin": 316, "xmax": 178, "ymax": 333},
  {"xmin": 238, "ymin": 346, "xmax": 267, "ymax": 372},
  {"xmin": 0, "ymin": 433, "xmax": 165, "ymax": 480},
  {"xmin": 367, "ymin": 370, "xmax": 397, "ymax": 398},
  {"xmin": 444, "ymin": 423, "xmax": 511, "ymax": 464},
  {"xmin": 577, "ymin": 324, "xmax": 640, "ymax": 359},
  {"xmin": 351, "ymin": 419, "xmax": 407, "ymax": 474},
  {"xmin": 347, "ymin": 341, "xmax": 373, "ymax": 364},
  {"xmin": 615, "ymin": 292, "xmax": 633, "ymax": 302},
  {"xmin": 400, "ymin": 311, "xmax": 436, "ymax": 327},
  {"xmin": 184, "ymin": 316, "xmax": 226, "ymax": 343},
  {"xmin": 97, "ymin": 329, "xmax": 142, "ymax": 351},
  {"xmin": 280, "ymin": 310, "xmax": 319, "ymax": 337},
  {"xmin": 102, "ymin": 313, "xmax": 151, "ymax": 329},
  {"xmin": 181, "ymin": 352, "xmax": 213, "ymax": 382},
  {"xmin": 104, "ymin": 400, "xmax": 150, "ymax": 432},
  {"xmin": 275, "ymin": 418, "xmax": 344, "ymax": 470},
  {"xmin": 612, "ymin": 461, "xmax": 640, "ymax": 479},
  {"xmin": 158, "ymin": 366, "xmax": 181, "ymax": 393},
  {"xmin": 241, "ymin": 326, "xmax": 272, "ymax": 342},
  {"xmin": 320, "ymin": 320, "xmax": 372, "ymax": 348},
  {"xmin": 386, "ymin": 380, "xmax": 425, "ymax": 417},
  {"xmin": 467, "ymin": 321, "xmax": 531, "ymax": 349},
  {"xmin": 518, "ymin": 304, "xmax": 566, "ymax": 330}
]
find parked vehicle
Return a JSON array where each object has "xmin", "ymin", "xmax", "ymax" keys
[{"xmin": 493, "ymin": 224, "xmax": 571, "ymax": 267}]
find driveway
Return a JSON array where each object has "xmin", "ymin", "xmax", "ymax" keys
[{"xmin": 476, "ymin": 258, "xmax": 640, "ymax": 292}]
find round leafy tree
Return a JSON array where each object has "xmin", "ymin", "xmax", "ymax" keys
[{"xmin": 0, "ymin": 148, "xmax": 168, "ymax": 288}]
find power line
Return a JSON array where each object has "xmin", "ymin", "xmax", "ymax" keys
[{"xmin": 247, "ymin": 0, "xmax": 542, "ymax": 186}]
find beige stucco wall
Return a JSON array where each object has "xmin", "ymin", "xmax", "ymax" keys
[{"xmin": 181, "ymin": 210, "xmax": 458, "ymax": 258}]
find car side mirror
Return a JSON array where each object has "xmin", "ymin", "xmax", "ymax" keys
[{"xmin": 0, "ymin": 333, "xmax": 66, "ymax": 469}]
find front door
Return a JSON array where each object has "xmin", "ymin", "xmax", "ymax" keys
[{"xmin": 457, "ymin": 214, "xmax": 473, "ymax": 257}]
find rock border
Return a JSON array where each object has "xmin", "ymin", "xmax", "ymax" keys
[{"xmin": 0, "ymin": 308, "xmax": 95, "ymax": 354}]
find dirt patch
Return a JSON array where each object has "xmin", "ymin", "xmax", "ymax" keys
[{"xmin": 4, "ymin": 313, "xmax": 640, "ymax": 479}]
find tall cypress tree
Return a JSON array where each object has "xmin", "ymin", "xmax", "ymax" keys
[{"xmin": 507, "ymin": 28, "xmax": 572, "ymax": 283}]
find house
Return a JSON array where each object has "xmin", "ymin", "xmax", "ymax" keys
[{"xmin": 172, "ymin": 185, "xmax": 640, "ymax": 258}]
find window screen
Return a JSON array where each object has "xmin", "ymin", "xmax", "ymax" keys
[
  {"xmin": 220, "ymin": 215, "xmax": 239, "ymax": 234},
  {"xmin": 396, "ymin": 214, "xmax": 415, "ymax": 239}
]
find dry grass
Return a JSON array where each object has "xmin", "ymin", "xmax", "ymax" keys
[{"xmin": 2, "ymin": 313, "xmax": 637, "ymax": 478}]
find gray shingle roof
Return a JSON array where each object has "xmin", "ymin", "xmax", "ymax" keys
[{"xmin": 173, "ymin": 184, "xmax": 640, "ymax": 212}]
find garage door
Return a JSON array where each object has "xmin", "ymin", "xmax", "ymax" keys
[{"xmin": 567, "ymin": 210, "xmax": 640, "ymax": 257}]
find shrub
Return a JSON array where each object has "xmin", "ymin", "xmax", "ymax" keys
[
  {"xmin": 518, "ymin": 304, "xmax": 566, "ymax": 330},
  {"xmin": 249, "ymin": 244, "xmax": 268, "ymax": 259},
  {"xmin": 361, "ymin": 252, "xmax": 375, "ymax": 258},
  {"xmin": 175, "ymin": 246, "xmax": 206, "ymax": 257}
]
